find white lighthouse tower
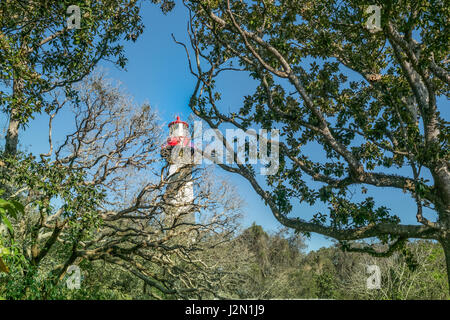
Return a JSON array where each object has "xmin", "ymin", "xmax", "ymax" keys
[{"xmin": 161, "ymin": 116, "xmax": 195, "ymax": 225}]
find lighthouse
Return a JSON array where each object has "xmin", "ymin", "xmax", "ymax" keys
[{"xmin": 161, "ymin": 116, "xmax": 195, "ymax": 226}]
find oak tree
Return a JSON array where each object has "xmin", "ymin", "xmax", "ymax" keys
[
  {"xmin": 178, "ymin": 0, "xmax": 450, "ymax": 290},
  {"xmin": 0, "ymin": 0, "xmax": 173, "ymax": 155}
]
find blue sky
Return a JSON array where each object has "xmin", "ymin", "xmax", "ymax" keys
[{"xmin": 4, "ymin": 3, "xmax": 449, "ymax": 252}]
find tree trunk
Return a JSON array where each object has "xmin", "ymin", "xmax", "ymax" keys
[
  {"xmin": 5, "ymin": 111, "xmax": 19, "ymax": 156},
  {"xmin": 5, "ymin": 78, "xmax": 23, "ymax": 156},
  {"xmin": 440, "ymin": 236, "xmax": 450, "ymax": 295}
]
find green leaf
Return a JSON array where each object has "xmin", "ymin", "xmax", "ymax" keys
[
  {"xmin": 0, "ymin": 198, "xmax": 24, "ymax": 219},
  {"xmin": 10, "ymin": 200, "xmax": 24, "ymax": 216},
  {"xmin": 1, "ymin": 213, "xmax": 13, "ymax": 234}
]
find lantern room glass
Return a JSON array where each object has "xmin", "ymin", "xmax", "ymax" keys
[{"xmin": 169, "ymin": 122, "xmax": 189, "ymax": 137}]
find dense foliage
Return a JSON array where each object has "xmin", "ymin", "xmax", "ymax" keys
[
  {"xmin": 3, "ymin": 221, "xmax": 447, "ymax": 299},
  {"xmin": 177, "ymin": 0, "xmax": 450, "ymax": 290}
]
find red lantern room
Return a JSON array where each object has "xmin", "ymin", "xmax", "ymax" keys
[
  {"xmin": 161, "ymin": 116, "xmax": 192, "ymax": 158},
  {"xmin": 168, "ymin": 116, "xmax": 189, "ymax": 138}
]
